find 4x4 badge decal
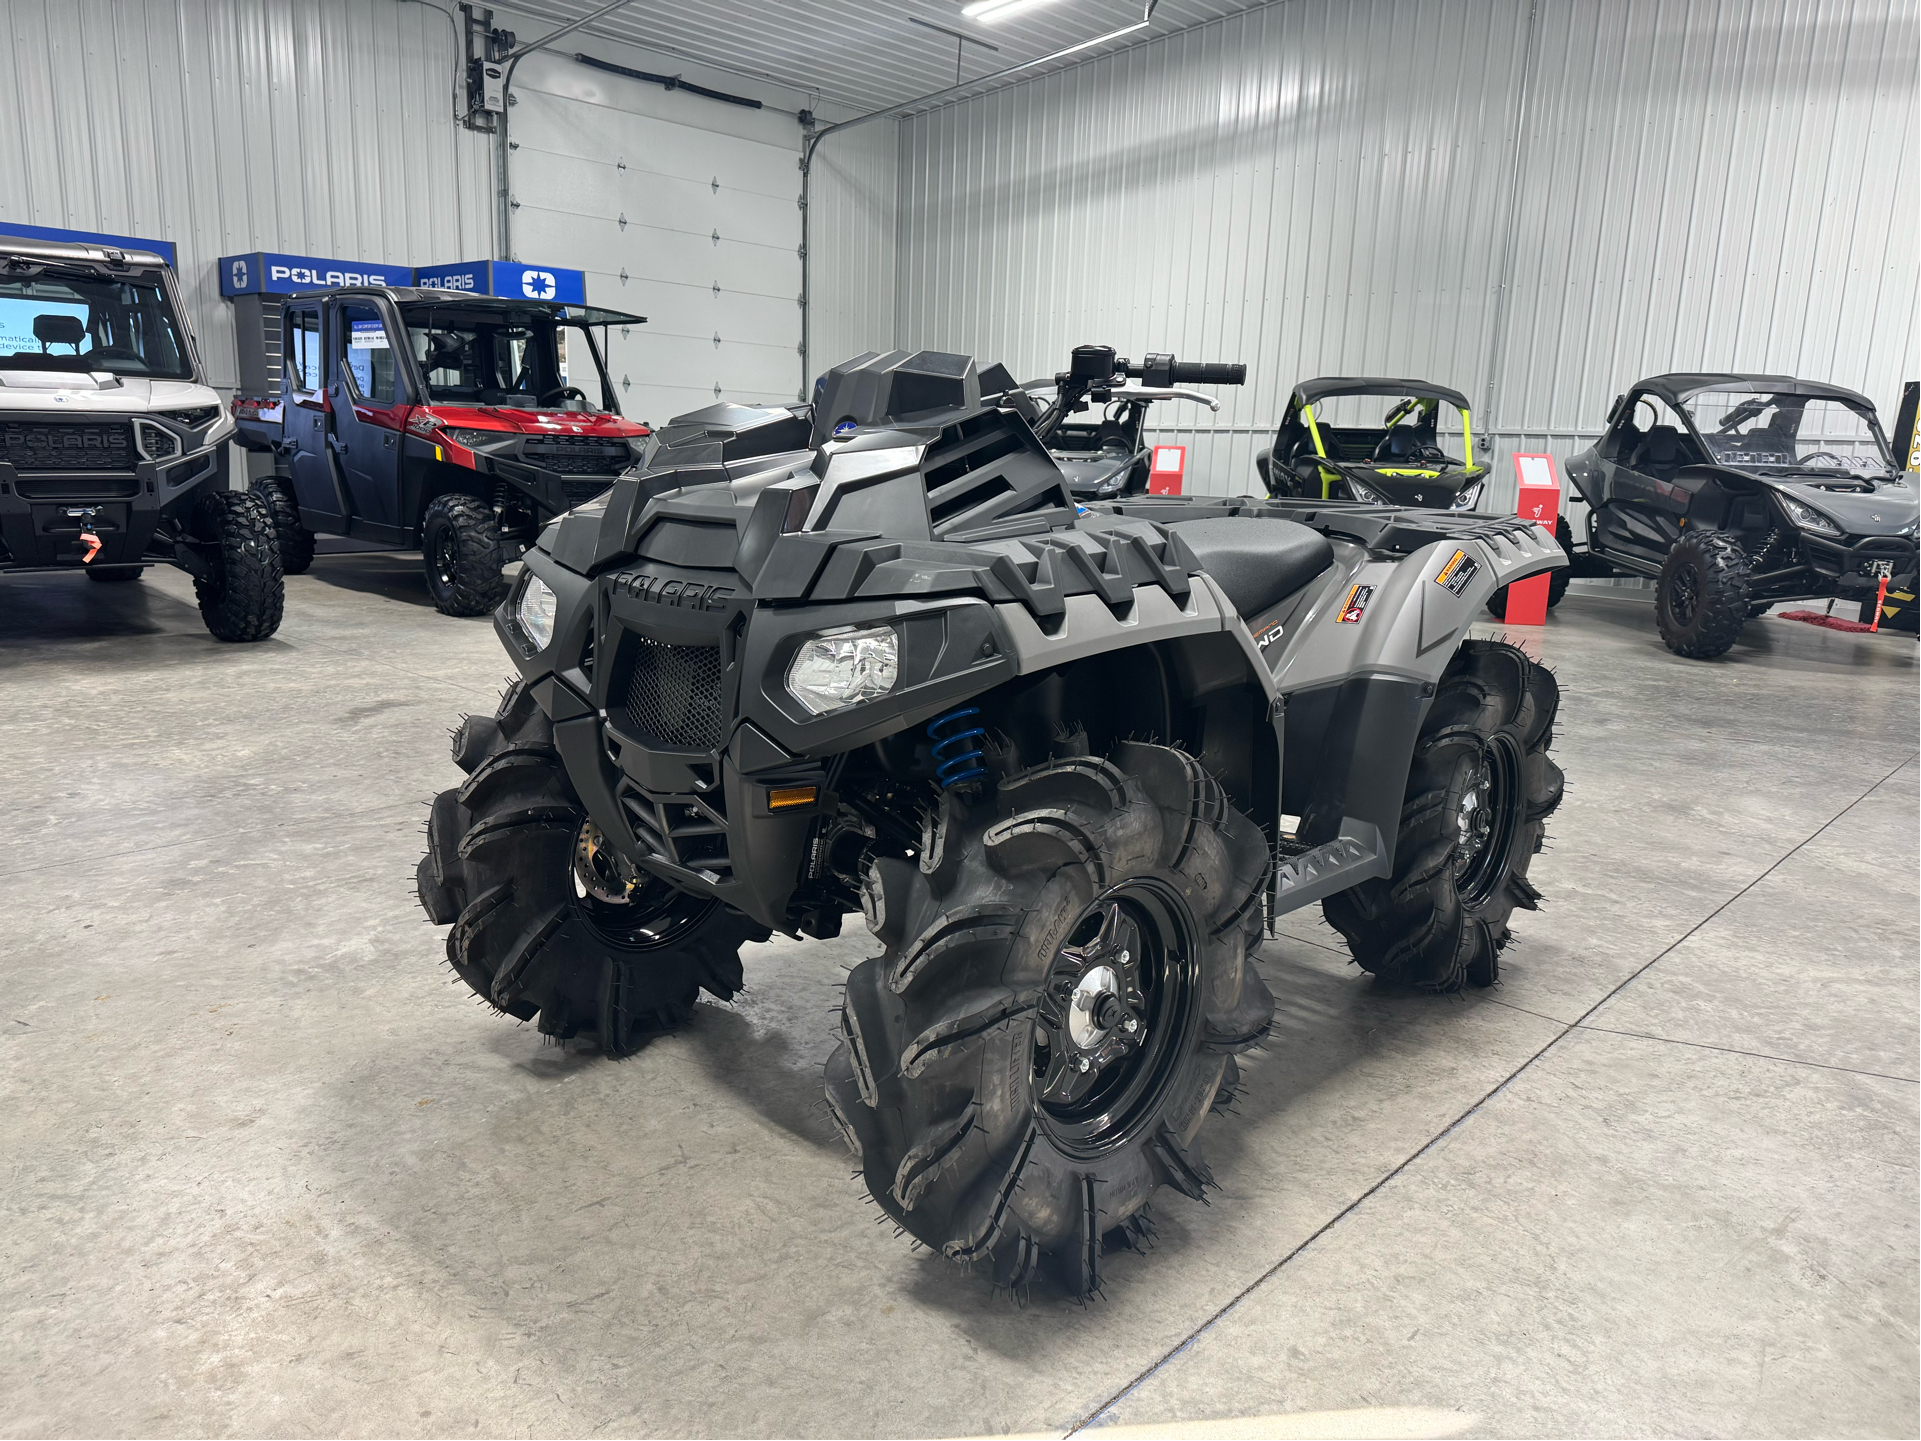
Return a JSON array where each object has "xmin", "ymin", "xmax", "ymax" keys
[{"xmin": 1337, "ymin": 583, "xmax": 1373, "ymax": 623}]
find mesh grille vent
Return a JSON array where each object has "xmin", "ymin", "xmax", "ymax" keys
[
  {"xmin": 623, "ymin": 636, "xmax": 724, "ymax": 749},
  {"xmin": 2, "ymin": 420, "xmax": 136, "ymax": 473}
]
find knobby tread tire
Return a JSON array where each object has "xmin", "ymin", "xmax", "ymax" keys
[
  {"xmin": 1656, "ymin": 530, "xmax": 1750, "ymax": 658},
  {"xmin": 251, "ymin": 477, "xmax": 315, "ymax": 574},
  {"xmin": 417, "ymin": 679, "xmax": 769, "ymax": 1054},
  {"xmin": 826, "ymin": 740, "xmax": 1274, "ymax": 1297},
  {"xmin": 422, "ymin": 493, "xmax": 508, "ymax": 617},
  {"xmin": 192, "ymin": 488, "xmax": 284, "ymax": 642},
  {"xmin": 1323, "ymin": 639, "xmax": 1562, "ymax": 993}
]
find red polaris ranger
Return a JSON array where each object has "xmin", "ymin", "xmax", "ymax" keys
[{"xmin": 232, "ymin": 286, "xmax": 648, "ymax": 615}]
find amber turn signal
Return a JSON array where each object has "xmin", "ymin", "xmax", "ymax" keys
[{"xmin": 767, "ymin": 785, "xmax": 818, "ymax": 810}]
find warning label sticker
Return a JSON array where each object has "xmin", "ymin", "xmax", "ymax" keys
[
  {"xmin": 1337, "ymin": 583, "xmax": 1374, "ymax": 624},
  {"xmin": 1434, "ymin": 548, "xmax": 1481, "ymax": 596}
]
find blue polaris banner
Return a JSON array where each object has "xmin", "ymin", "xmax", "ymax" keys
[
  {"xmin": 1, "ymin": 222, "xmax": 178, "ymax": 268},
  {"xmin": 414, "ymin": 260, "xmax": 585, "ymax": 304},
  {"xmin": 219, "ymin": 251, "xmax": 411, "ymax": 296}
]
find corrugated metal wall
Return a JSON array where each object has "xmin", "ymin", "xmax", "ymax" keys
[
  {"xmin": 807, "ymin": 121, "xmax": 900, "ymax": 383},
  {"xmin": 0, "ymin": 0, "xmax": 495, "ymax": 393},
  {"xmin": 890, "ymin": 0, "xmax": 1920, "ymax": 505}
]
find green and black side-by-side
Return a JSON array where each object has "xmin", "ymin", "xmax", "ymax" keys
[{"xmin": 417, "ymin": 348, "xmax": 1569, "ymax": 1296}]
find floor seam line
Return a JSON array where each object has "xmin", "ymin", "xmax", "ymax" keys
[
  {"xmin": 1572, "ymin": 1023, "xmax": 1921, "ymax": 1084},
  {"xmin": 1063, "ymin": 750, "xmax": 1916, "ymax": 1436}
]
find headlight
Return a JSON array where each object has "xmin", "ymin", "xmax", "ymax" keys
[
  {"xmin": 1451, "ymin": 480, "xmax": 1484, "ymax": 510},
  {"xmin": 162, "ymin": 405, "xmax": 221, "ymax": 428},
  {"xmin": 1781, "ymin": 496, "xmax": 1842, "ymax": 536},
  {"xmin": 1346, "ymin": 480, "xmax": 1387, "ymax": 504},
  {"xmin": 447, "ymin": 428, "xmax": 516, "ymax": 450},
  {"xmin": 785, "ymin": 625, "xmax": 899, "ymax": 716},
  {"xmin": 516, "ymin": 573, "xmax": 557, "ymax": 649}
]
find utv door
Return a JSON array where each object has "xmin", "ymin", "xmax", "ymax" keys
[
  {"xmin": 283, "ymin": 303, "xmax": 348, "ymax": 528},
  {"xmin": 328, "ymin": 299, "xmax": 409, "ymax": 540},
  {"xmin": 1596, "ymin": 392, "xmax": 1684, "ymax": 567}
]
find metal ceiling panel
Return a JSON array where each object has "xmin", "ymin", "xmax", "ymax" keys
[{"xmin": 489, "ymin": 0, "xmax": 1276, "ymax": 113}]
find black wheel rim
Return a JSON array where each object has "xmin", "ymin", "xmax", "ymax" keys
[
  {"xmin": 570, "ymin": 820, "xmax": 715, "ymax": 949},
  {"xmin": 1668, "ymin": 560, "xmax": 1701, "ymax": 624},
  {"xmin": 1031, "ymin": 879, "xmax": 1202, "ymax": 1159},
  {"xmin": 1454, "ymin": 732, "xmax": 1524, "ymax": 909},
  {"xmin": 431, "ymin": 522, "xmax": 460, "ymax": 597}
]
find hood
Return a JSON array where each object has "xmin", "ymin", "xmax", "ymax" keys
[
  {"xmin": 0, "ymin": 372, "xmax": 223, "ymax": 415},
  {"xmin": 414, "ymin": 402, "xmax": 647, "ymax": 439},
  {"xmin": 1767, "ymin": 473, "xmax": 1919, "ymax": 538}
]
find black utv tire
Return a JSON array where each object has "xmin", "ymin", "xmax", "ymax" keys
[
  {"xmin": 1324, "ymin": 640, "xmax": 1562, "ymax": 992},
  {"xmin": 1486, "ymin": 516, "xmax": 1574, "ymax": 617},
  {"xmin": 826, "ymin": 742, "xmax": 1273, "ymax": 1297},
  {"xmin": 251, "ymin": 477, "xmax": 315, "ymax": 575},
  {"xmin": 418, "ymin": 679, "xmax": 769, "ymax": 1054},
  {"xmin": 85, "ymin": 566, "xmax": 143, "ymax": 582},
  {"xmin": 192, "ymin": 489, "xmax": 284, "ymax": 642},
  {"xmin": 1656, "ymin": 530, "xmax": 1750, "ymax": 658},
  {"xmin": 422, "ymin": 494, "xmax": 508, "ymax": 617}
]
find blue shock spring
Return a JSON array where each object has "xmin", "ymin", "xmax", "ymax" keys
[{"xmin": 927, "ymin": 706, "xmax": 987, "ymax": 788}]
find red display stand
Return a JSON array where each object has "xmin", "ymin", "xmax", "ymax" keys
[
  {"xmin": 1147, "ymin": 445, "xmax": 1186, "ymax": 495},
  {"xmin": 1505, "ymin": 453, "xmax": 1562, "ymax": 625}
]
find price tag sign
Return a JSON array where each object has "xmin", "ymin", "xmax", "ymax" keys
[
  {"xmin": 1506, "ymin": 453, "xmax": 1562, "ymax": 625},
  {"xmin": 1148, "ymin": 445, "xmax": 1186, "ymax": 495}
]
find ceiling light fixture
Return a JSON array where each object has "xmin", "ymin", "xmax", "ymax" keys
[{"xmin": 961, "ymin": 0, "xmax": 1068, "ymax": 23}]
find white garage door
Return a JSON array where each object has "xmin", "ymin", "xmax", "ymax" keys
[{"xmin": 507, "ymin": 53, "xmax": 804, "ymax": 430}]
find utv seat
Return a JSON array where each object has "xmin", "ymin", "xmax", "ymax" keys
[
  {"xmin": 1165, "ymin": 517, "xmax": 1336, "ymax": 618},
  {"xmin": 1631, "ymin": 424, "xmax": 1685, "ymax": 476}
]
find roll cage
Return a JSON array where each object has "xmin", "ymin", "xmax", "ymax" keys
[{"xmin": 1274, "ymin": 379, "xmax": 1481, "ymax": 498}]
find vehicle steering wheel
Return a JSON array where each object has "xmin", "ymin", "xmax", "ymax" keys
[
  {"xmin": 538, "ymin": 385, "xmax": 587, "ymax": 407},
  {"xmin": 1798, "ymin": 451, "xmax": 1849, "ymax": 469}
]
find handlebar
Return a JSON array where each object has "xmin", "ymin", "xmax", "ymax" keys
[{"xmin": 1162, "ymin": 358, "xmax": 1246, "ymax": 386}]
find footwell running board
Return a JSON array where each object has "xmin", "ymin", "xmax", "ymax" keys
[{"xmin": 1269, "ymin": 823, "xmax": 1388, "ymax": 917}]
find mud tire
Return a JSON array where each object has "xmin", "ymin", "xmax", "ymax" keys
[
  {"xmin": 422, "ymin": 494, "xmax": 508, "ymax": 617},
  {"xmin": 191, "ymin": 488, "xmax": 284, "ymax": 642},
  {"xmin": 825, "ymin": 741, "xmax": 1273, "ymax": 1297},
  {"xmin": 1656, "ymin": 530, "xmax": 1750, "ymax": 658},
  {"xmin": 251, "ymin": 477, "xmax": 315, "ymax": 575},
  {"xmin": 1323, "ymin": 640, "xmax": 1562, "ymax": 992},
  {"xmin": 418, "ymin": 679, "xmax": 769, "ymax": 1054}
]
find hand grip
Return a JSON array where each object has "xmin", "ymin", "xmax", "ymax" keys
[{"xmin": 1168, "ymin": 360, "xmax": 1246, "ymax": 385}]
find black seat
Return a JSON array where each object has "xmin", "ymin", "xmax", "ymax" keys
[
  {"xmin": 1379, "ymin": 423, "xmax": 1419, "ymax": 461},
  {"xmin": 1633, "ymin": 424, "xmax": 1683, "ymax": 473},
  {"xmin": 1165, "ymin": 517, "xmax": 1336, "ymax": 618}
]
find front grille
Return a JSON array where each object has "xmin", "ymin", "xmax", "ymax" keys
[
  {"xmin": 523, "ymin": 436, "xmax": 633, "ymax": 475},
  {"xmin": 623, "ymin": 636, "xmax": 724, "ymax": 749},
  {"xmin": 2, "ymin": 420, "xmax": 136, "ymax": 474},
  {"xmin": 561, "ymin": 478, "xmax": 613, "ymax": 508}
]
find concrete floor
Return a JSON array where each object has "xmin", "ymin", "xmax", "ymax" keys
[{"xmin": 1, "ymin": 553, "xmax": 1915, "ymax": 1440}]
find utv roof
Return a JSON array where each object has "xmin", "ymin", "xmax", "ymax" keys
[
  {"xmin": 1634, "ymin": 373, "xmax": 1875, "ymax": 409},
  {"xmin": 0, "ymin": 235, "xmax": 170, "ymax": 270},
  {"xmin": 285, "ymin": 285, "xmax": 646, "ymax": 327},
  {"xmin": 1294, "ymin": 376, "xmax": 1473, "ymax": 411}
]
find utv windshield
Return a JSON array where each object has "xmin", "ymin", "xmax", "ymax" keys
[
  {"xmin": 0, "ymin": 270, "xmax": 192, "ymax": 378},
  {"xmin": 1682, "ymin": 390, "xmax": 1892, "ymax": 476},
  {"xmin": 401, "ymin": 303, "xmax": 618, "ymax": 413}
]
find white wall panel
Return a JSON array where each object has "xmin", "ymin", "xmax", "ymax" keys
[
  {"xmin": 891, "ymin": 0, "xmax": 1920, "ymax": 506},
  {"xmin": 0, "ymin": 0, "xmax": 494, "ymax": 392},
  {"xmin": 806, "ymin": 120, "xmax": 900, "ymax": 384}
]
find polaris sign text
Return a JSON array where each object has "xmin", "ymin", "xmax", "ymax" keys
[
  {"xmin": 412, "ymin": 261, "xmax": 586, "ymax": 305},
  {"xmin": 219, "ymin": 251, "xmax": 410, "ymax": 296}
]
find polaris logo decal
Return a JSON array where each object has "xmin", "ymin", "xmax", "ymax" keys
[
  {"xmin": 229, "ymin": 258, "xmax": 249, "ymax": 290},
  {"xmin": 521, "ymin": 270, "xmax": 557, "ymax": 300},
  {"xmin": 1337, "ymin": 583, "xmax": 1373, "ymax": 624},
  {"xmin": 1434, "ymin": 548, "xmax": 1480, "ymax": 596},
  {"xmin": 612, "ymin": 570, "xmax": 735, "ymax": 611}
]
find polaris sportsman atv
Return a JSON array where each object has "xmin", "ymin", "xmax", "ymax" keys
[
  {"xmin": 1018, "ymin": 345, "xmax": 1246, "ymax": 500},
  {"xmin": 417, "ymin": 348, "xmax": 1567, "ymax": 1296},
  {"xmin": 1562, "ymin": 374, "xmax": 1918, "ymax": 656},
  {"xmin": 0, "ymin": 237, "xmax": 283, "ymax": 641},
  {"xmin": 232, "ymin": 287, "xmax": 650, "ymax": 616}
]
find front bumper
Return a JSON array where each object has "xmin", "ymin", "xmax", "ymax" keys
[
  {"xmin": 0, "ymin": 415, "xmax": 228, "ymax": 570},
  {"xmin": 444, "ymin": 433, "xmax": 641, "ymax": 518},
  {"xmin": 496, "ymin": 548, "xmax": 1013, "ymax": 929},
  {"xmin": 1797, "ymin": 531, "xmax": 1919, "ymax": 592}
]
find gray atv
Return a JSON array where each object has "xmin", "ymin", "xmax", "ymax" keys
[{"xmin": 417, "ymin": 349, "xmax": 1568, "ymax": 1296}]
